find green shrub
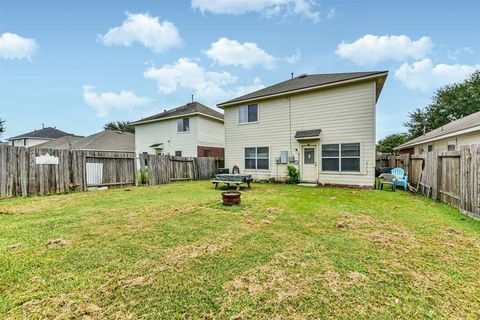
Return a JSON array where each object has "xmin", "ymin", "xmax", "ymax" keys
[{"xmin": 287, "ymin": 165, "xmax": 299, "ymax": 184}]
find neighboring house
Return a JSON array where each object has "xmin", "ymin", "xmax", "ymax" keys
[
  {"xmin": 36, "ymin": 130, "xmax": 134, "ymax": 152},
  {"xmin": 217, "ymin": 71, "xmax": 388, "ymax": 187},
  {"xmin": 72, "ymin": 130, "xmax": 134, "ymax": 152},
  {"xmin": 397, "ymin": 111, "xmax": 480, "ymax": 154},
  {"xmin": 35, "ymin": 135, "xmax": 85, "ymax": 149},
  {"xmin": 133, "ymin": 101, "xmax": 225, "ymax": 157},
  {"xmin": 7, "ymin": 127, "xmax": 74, "ymax": 147}
]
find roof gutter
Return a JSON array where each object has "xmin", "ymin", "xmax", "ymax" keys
[
  {"xmin": 217, "ymin": 72, "xmax": 388, "ymax": 108},
  {"xmin": 132, "ymin": 112, "xmax": 224, "ymax": 126},
  {"xmin": 396, "ymin": 124, "xmax": 480, "ymax": 149}
]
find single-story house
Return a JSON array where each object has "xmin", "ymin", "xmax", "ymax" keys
[
  {"xmin": 397, "ymin": 111, "xmax": 480, "ymax": 154},
  {"xmin": 217, "ymin": 71, "xmax": 388, "ymax": 187},
  {"xmin": 132, "ymin": 101, "xmax": 225, "ymax": 157},
  {"xmin": 7, "ymin": 127, "xmax": 74, "ymax": 147},
  {"xmin": 36, "ymin": 130, "xmax": 134, "ymax": 152}
]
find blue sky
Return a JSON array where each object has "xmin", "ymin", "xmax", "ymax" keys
[{"xmin": 1, "ymin": 0, "xmax": 479, "ymax": 140}]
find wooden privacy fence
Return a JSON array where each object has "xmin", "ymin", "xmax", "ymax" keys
[
  {"xmin": 376, "ymin": 144, "xmax": 480, "ymax": 220},
  {"xmin": 138, "ymin": 154, "xmax": 220, "ymax": 186},
  {"xmin": 0, "ymin": 145, "xmax": 136, "ymax": 197}
]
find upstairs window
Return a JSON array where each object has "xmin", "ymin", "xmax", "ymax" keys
[
  {"xmin": 175, "ymin": 151, "xmax": 182, "ymax": 157},
  {"xmin": 239, "ymin": 104, "xmax": 258, "ymax": 123},
  {"xmin": 427, "ymin": 144, "xmax": 433, "ymax": 152},
  {"xmin": 177, "ymin": 118, "xmax": 190, "ymax": 132}
]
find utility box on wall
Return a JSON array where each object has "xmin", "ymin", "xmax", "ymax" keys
[{"xmin": 280, "ymin": 151, "xmax": 288, "ymax": 164}]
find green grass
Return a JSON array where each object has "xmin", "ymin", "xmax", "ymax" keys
[{"xmin": 1, "ymin": 181, "xmax": 479, "ymax": 319}]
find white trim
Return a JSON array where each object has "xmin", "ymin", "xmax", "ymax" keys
[
  {"xmin": 238, "ymin": 103, "xmax": 259, "ymax": 125},
  {"xmin": 217, "ymin": 72, "xmax": 388, "ymax": 108},
  {"xmin": 398, "ymin": 125, "xmax": 480, "ymax": 149}
]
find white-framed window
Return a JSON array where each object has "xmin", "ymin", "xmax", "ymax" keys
[
  {"xmin": 427, "ymin": 144, "xmax": 433, "ymax": 152},
  {"xmin": 175, "ymin": 150, "xmax": 182, "ymax": 157},
  {"xmin": 245, "ymin": 147, "xmax": 269, "ymax": 170},
  {"xmin": 177, "ymin": 118, "xmax": 190, "ymax": 132},
  {"xmin": 239, "ymin": 104, "xmax": 258, "ymax": 123},
  {"xmin": 321, "ymin": 143, "xmax": 360, "ymax": 172}
]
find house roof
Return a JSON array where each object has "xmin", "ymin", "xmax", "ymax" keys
[
  {"xmin": 132, "ymin": 101, "xmax": 224, "ymax": 125},
  {"xmin": 72, "ymin": 130, "xmax": 135, "ymax": 152},
  {"xmin": 7, "ymin": 127, "xmax": 73, "ymax": 141},
  {"xmin": 217, "ymin": 71, "xmax": 388, "ymax": 107},
  {"xmin": 398, "ymin": 111, "xmax": 480, "ymax": 149},
  {"xmin": 35, "ymin": 135, "xmax": 85, "ymax": 149},
  {"xmin": 295, "ymin": 129, "xmax": 321, "ymax": 139}
]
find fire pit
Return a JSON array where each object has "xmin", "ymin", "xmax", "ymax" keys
[{"xmin": 222, "ymin": 191, "xmax": 241, "ymax": 206}]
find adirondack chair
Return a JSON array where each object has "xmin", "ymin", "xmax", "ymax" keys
[{"xmin": 391, "ymin": 167, "xmax": 408, "ymax": 191}]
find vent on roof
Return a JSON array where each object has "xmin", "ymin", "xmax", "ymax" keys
[{"xmin": 297, "ymin": 74, "xmax": 308, "ymax": 78}]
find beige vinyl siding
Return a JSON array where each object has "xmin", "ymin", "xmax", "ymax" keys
[
  {"xmin": 12, "ymin": 138, "xmax": 51, "ymax": 147},
  {"xmin": 414, "ymin": 130, "xmax": 480, "ymax": 154},
  {"xmin": 224, "ymin": 80, "xmax": 376, "ymax": 187},
  {"xmin": 196, "ymin": 116, "xmax": 225, "ymax": 148},
  {"xmin": 135, "ymin": 116, "xmax": 199, "ymax": 157}
]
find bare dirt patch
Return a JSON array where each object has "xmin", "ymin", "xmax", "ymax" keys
[
  {"xmin": 335, "ymin": 212, "xmax": 374, "ymax": 229},
  {"xmin": 369, "ymin": 228, "xmax": 417, "ymax": 252},
  {"xmin": 46, "ymin": 238, "xmax": 71, "ymax": 249},
  {"xmin": 118, "ymin": 276, "xmax": 152, "ymax": 288},
  {"xmin": 5, "ymin": 243, "xmax": 22, "ymax": 250}
]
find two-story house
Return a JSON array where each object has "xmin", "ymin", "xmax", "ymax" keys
[
  {"xmin": 217, "ymin": 72, "xmax": 388, "ymax": 188},
  {"xmin": 133, "ymin": 101, "xmax": 225, "ymax": 157},
  {"xmin": 7, "ymin": 127, "xmax": 75, "ymax": 147}
]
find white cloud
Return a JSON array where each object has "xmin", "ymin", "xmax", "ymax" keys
[
  {"xmin": 0, "ymin": 32, "xmax": 38, "ymax": 60},
  {"xmin": 336, "ymin": 34, "xmax": 433, "ymax": 66},
  {"xmin": 394, "ymin": 59, "xmax": 480, "ymax": 91},
  {"xmin": 98, "ymin": 12, "xmax": 182, "ymax": 53},
  {"xmin": 191, "ymin": 0, "xmax": 320, "ymax": 22},
  {"xmin": 447, "ymin": 46, "xmax": 474, "ymax": 61},
  {"xmin": 143, "ymin": 58, "xmax": 264, "ymax": 103},
  {"xmin": 286, "ymin": 48, "xmax": 301, "ymax": 64},
  {"xmin": 326, "ymin": 8, "xmax": 336, "ymax": 19},
  {"xmin": 205, "ymin": 37, "xmax": 276, "ymax": 69},
  {"xmin": 83, "ymin": 85, "xmax": 151, "ymax": 117}
]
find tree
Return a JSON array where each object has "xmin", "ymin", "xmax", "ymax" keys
[
  {"xmin": 404, "ymin": 70, "xmax": 480, "ymax": 138},
  {"xmin": 377, "ymin": 133, "xmax": 409, "ymax": 154},
  {"xmin": 0, "ymin": 118, "xmax": 5, "ymax": 137},
  {"xmin": 103, "ymin": 121, "xmax": 134, "ymax": 134}
]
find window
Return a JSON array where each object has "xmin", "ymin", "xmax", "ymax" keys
[
  {"xmin": 427, "ymin": 144, "xmax": 433, "ymax": 152},
  {"xmin": 245, "ymin": 147, "xmax": 269, "ymax": 170},
  {"xmin": 177, "ymin": 118, "xmax": 190, "ymax": 132},
  {"xmin": 322, "ymin": 143, "xmax": 360, "ymax": 172},
  {"xmin": 239, "ymin": 104, "xmax": 258, "ymax": 123},
  {"xmin": 447, "ymin": 141, "xmax": 456, "ymax": 151},
  {"xmin": 304, "ymin": 147, "xmax": 315, "ymax": 164},
  {"xmin": 175, "ymin": 151, "xmax": 182, "ymax": 157}
]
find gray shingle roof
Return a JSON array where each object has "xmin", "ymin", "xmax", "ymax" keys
[
  {"xmin": 218, "ymin": 71, "xmax": 388, "ymax": 107},
  {"xmin": 132, "ymin": 101, "xmax": 223, "ymax": 125},
  {"xmin": 72, "ymin": 130, "xmax": 135, "ymax": 152},
  {"xmin": 35, "ymin": 135, "xmax": 85, "ymax": 149},
  {"xmin": 295, "ymin": 129, "xmax": 321, "ymax": 139},
  {"xmin": 8, "ymin": 127, "xmax": 73, "ymax": 140},
  {"xmin": 398, "ymin": 111, "xmax": 480, "ymax": 149}
]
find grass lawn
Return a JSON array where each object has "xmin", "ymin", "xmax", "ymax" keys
[{"xmin": 1, "ymin": 181, "xmax": 479, "ymax": 319}]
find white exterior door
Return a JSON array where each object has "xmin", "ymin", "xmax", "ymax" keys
[{"xmin": 301, "ymin": 145, "xmax": 318, "ymax": 182}]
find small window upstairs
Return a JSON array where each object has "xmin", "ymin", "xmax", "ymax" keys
[
  {"xmin": 239, "ymin": 104, "xmax": 258, "ymax": 123},
  {"xmin": 177, "ymin": 118, "xmax": 190, "ymax": 132}
]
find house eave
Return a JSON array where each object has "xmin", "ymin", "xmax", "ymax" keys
[
  {"xmin": 396, "ymin": 125, "xmax": 480, "ymax": 150},
  {"xmin": 217, "ymin": 72, "xmax": 388, "ymax": 108},
  {"xmin": 132, "ymin": 112, "xmax": 224, "ymax": 126}
]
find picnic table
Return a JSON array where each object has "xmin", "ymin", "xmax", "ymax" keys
[{"xmin": 211, "ymin": 174, "xmax": 253, "ymax": 191}]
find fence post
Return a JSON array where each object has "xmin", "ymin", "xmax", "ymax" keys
[{"xmin": 435, "ymin": 151, "xmax": 442, "ymax": 202}]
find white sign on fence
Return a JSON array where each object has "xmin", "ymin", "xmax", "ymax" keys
[{"xmin": 35, "ymin": 153, "xmax": 59, "ymax": 165}]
